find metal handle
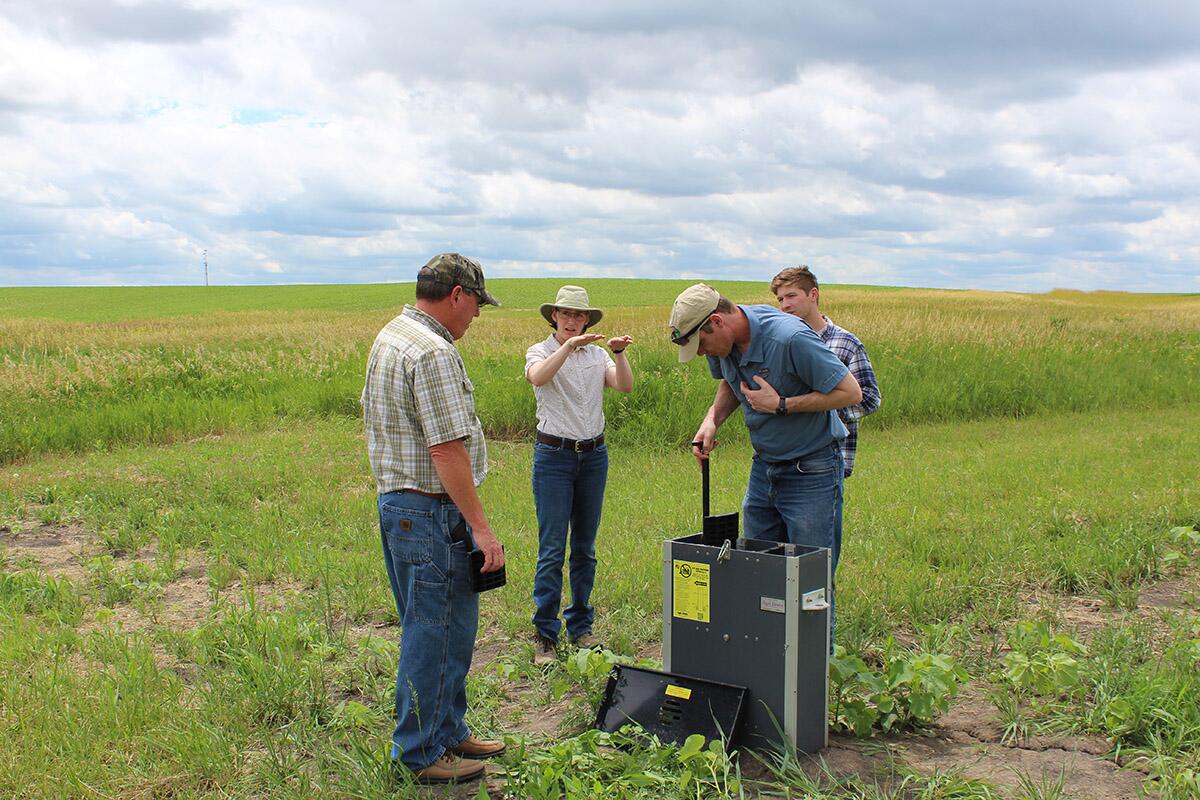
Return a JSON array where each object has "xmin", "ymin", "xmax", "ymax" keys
[
  {"xmin": 691, "ymin": 440, "xmax": 709, "ymax": 517},
  {"xmin": 717, "ymin": 539, "xmax": 732, "ymax": 562},
  {"xmin": 802, "ymin": 589, "xmax": 829, "ymax": 612}
]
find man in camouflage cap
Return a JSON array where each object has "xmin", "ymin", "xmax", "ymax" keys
[
  {"xmin": 416, "ymin": 253, "xmax": 501, "ymax": 308},
  {"xmin": 362, "ymin": 253, "xmax": 505, "ymax": 784}
]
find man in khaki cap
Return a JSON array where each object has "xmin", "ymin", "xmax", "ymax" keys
[
  {"xmin": 362, "ymin": 253, "xmax": 505, "ymax": 784},
  {"xmin": 669, "ymin": 283, "xmax": 861, "ymax": 649}
]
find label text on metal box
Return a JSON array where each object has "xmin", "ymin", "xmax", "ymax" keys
[
  {"xmin": 665, "ymin": 684, "xmax": 692, "ymax": 700},
  {"xmin": 672, "ymin": 560, "xmax": 710, "ymax": 622},
  {"xmin": 760, "ymin": 596, "xmax": 785, "ymax": 613}
]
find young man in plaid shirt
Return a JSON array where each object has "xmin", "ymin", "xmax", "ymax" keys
[{"xmin": 770, "ymin": 266, "xmax": 882, "ymax": 479}]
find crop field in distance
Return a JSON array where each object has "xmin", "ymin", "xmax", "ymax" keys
[{"xmin": 2, "ymin": 279, "xmax": 1198, "ymax": 799}]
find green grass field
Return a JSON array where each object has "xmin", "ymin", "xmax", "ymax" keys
[
  {"xmin": 2, "ymin": 281, "xmax": 1199, "ymax": 798},
  {"xmin": 3, "ymin": 281, "xmax": 1198, "ymax": 463}
]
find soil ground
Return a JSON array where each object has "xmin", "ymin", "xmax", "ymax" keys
[{"xmin": 5, "ymin": 521, "xmax": 1195, "ymax": 799}]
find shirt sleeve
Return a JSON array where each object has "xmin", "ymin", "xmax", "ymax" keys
[
  {"xmin": 839, "ymin": 338, "xmax": 881, "ymax": 421},
  {"xmin": 411, "ymin": 348, "xmax": 477, "ymax": 447},
  {"xmin": 788, "ymin": 330, "xmax": 848, "ymax": 394},
  {"xmin": 524, "ymin": 341, "xmax": 547, "ymax": 379}
]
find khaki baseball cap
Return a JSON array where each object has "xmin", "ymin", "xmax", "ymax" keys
[
  {"xmin": 416, "ymin": 253, "xmax": 501, "ymax": 306},
  {"xmin": 669, "ymin": 283, "xmax": 720, "ymax": 362}
]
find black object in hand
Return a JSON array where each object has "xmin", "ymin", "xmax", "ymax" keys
[
  {"xmin": 469, "ymin": 548, "xmax": 506, "ymax": 593},
  {"xmin": 451, "ymin": 518, "xmax": 506, "ymax": 592}
]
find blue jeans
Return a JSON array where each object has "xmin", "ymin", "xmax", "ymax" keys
[
  {"xmin": 742, "ymin": 442, "xmax": 844, "ymax": 648},
  {"xmin": 531, "ymin": 441, "xmax": 608, "ymax": 642},
  {"xmin": 379, "ymin": 491, "xmax": 478, "ymax": 771}
]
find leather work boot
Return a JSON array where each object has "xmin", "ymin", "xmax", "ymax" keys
[
  {"xmin": 413, "ymin": 753, "xmax": 485, "ymax": 784},
  {"xmin": 570, "ymin": 633, "xmax": 601, "ymax": 650},
  {"xmin": 450, "ymin": 733, "xmax": 506, "ymax": 759},
  {"xmin": 533, "ymin": 634, "xmax": 557, "ymax": 666}
]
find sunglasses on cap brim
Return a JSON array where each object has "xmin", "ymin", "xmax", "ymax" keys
[{"xmin": 671, "ymin": 307, "xmax": 718, "ymax": 347}]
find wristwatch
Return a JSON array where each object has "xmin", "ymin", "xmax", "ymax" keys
[{"xmin": 776, "ymin": 396, "xmax": 788, "ymax": 416}]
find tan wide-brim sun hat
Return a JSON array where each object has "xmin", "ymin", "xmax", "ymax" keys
[{"xmin": 540, "ymin": 285, "xmax": 603, "ymax": 328}]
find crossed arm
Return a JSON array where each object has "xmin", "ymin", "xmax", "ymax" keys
[{"xmin": 690, "ymin": 372, "xmax": 862, "ymax": 461}]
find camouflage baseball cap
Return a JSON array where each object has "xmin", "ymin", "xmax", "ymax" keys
[{"xmin": 416, "ymin": 253, "xmax": 501, "ymax": 307}]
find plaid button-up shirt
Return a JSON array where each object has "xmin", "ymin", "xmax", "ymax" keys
[
  {"xmin": 361, "ymin": 306, "xmax": 488, "ymax": 494},
  {"xmin": 817, "ymin": 316, "xmax": 881, "ymax": 478}
]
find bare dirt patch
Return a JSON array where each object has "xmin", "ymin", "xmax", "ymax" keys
[
  {"xmin": 156, "ymin": 566, "xmax": 215, "ymax": 629},
  {"xmin": 907, "ymin": 685, "xmax": 1139, "ymax": 799},
  {"xmin": 470, "ymin": 629, "xmax": 580, "ymax": 740},
  {"xmin": 1138, "ymin": 571, "xmax": 1199, "ymax": 611},
  {"xmin": 84, "ymin": 563, "xmax": 215, "ymax": 636},
  {"xmin": 728, "ymin": 685, "xmax": 1143, "ymax": 799},
  {"xmin": 1028, "ymin": 569, "xmax": 1199, "ymax": 657},
  {"xmin": 2, "ymin": 522, "xmax": 95, "ymax": 583}
]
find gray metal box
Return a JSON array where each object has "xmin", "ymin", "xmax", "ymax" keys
[{"xmin": 662, "ymin": 534, "xmax": 830, "ymax": 754}]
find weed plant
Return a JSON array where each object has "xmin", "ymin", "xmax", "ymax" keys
[
  {"xmin": 985, "ymin": 612, "xmax": 1200, "ymax": 797},
  {"xmin": 0, "ymin": 568, "xmax": 83, "ymax": 625},
  {"xmin": 829, "ymin": 639, "xmax": 968, "ymax": 736},
  {"xmin": 752, "ymin": 748, "xmax": 1008, "ymax": 799},
  {"xmin": 497, "ymin": 728, "xmax": 744, "ymax": 799}
]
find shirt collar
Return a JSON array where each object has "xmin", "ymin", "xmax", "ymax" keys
[
  {"xmin": 818, "ymin": 315, "xmax": 840, "ymax": 341},
  {"xmin": 402, "ymin": 305, "xmax": 453, "ymax": 343}
]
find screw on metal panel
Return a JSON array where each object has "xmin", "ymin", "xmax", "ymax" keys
[{"xmin": 722, "ymin": 634, "xmax": 729, "ymax": 642}]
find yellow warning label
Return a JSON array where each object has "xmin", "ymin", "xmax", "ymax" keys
[
  {"xmin": 665, "ymin": 684, "xmax": 692, "ymax": 700},
  {"xmin": 672, "ymin": 560, "xmax": 710, "ymax": 623}
]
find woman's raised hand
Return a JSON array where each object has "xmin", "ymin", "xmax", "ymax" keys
[{"xmin": 607, "ymin": 335, "xmax": 633, "ymax": 351}]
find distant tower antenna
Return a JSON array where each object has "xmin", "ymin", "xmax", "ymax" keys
[{"xmin": 203, "ymin": 249, "xmax": 209, "ymax": 286}]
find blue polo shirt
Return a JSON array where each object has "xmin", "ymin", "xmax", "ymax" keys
[{"xmin": 707, "ymin": 305, "xmax": 849, "ymax": 461}]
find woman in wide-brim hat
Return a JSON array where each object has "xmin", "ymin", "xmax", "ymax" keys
[{"xmin": 524, "ymin": 285, "xmax": 634, "ymax": 665}]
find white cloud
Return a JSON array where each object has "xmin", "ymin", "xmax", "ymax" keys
[{"xmin": 0, "ymin": 1, "xmax": 1198, "ymax": 290}]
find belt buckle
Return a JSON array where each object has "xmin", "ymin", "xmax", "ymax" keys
[{"xmin": 574, "ymin": 439, "xmax": 586, "ymax": 452}]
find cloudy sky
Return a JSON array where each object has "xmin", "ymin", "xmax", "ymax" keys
[{"xmin": 2, "ymin": 1, "xmax": 1199, "ymax": 291}]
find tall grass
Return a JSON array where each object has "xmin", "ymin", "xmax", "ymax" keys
[{"xmin": 3, "ymin": 282, "xmax": 1198, "ymax": 463}]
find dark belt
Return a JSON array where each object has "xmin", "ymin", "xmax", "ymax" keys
[
  {"xmin": 767, "ymin": 441, "xmax": 841, "ymax": 466},
  {"xmin": 400, "ymin": 488, "xmax": 451, "ymax": 501},
  {"xmin": 536, "ymin": 431, "xmax": 605, "ymax": 452}
]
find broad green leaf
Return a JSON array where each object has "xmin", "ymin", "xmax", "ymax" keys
[
  {"xmin": 908, "ymin": 692, "xmax": 935, "ymax": 721},
  {"xmin": 843, "ymin": 699, "xmax": 877, "ymax": 737},
  {"xmin": 679, "ymin": 733, "xmax": 705, "ymax": 759}
]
